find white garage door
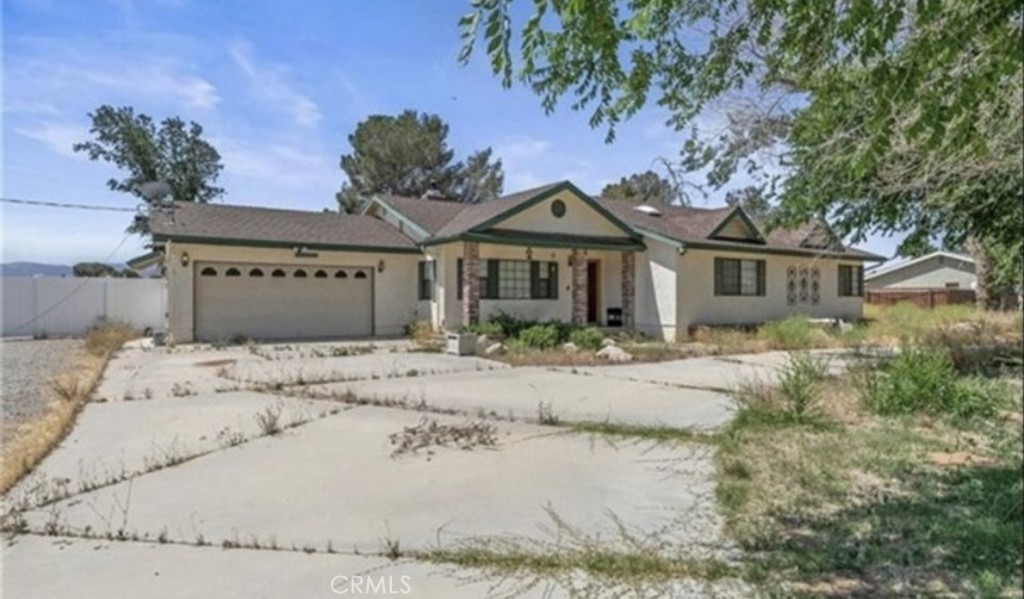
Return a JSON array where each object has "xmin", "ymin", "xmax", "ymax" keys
[{"xmin": 194, "ymin": 263, "xmax": 373, "ymax": 341}]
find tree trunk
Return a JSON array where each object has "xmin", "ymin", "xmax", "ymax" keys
[{"xmin": 965, "ymin": 237, "xmax": 992, "ymax": 311}]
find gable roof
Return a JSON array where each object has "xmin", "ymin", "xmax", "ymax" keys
[
  {"xmin": 865, "ymin": 251, "xmax": 974, "ymax": 280},
  {"xmin": 428, "ymin": 181, "xmax": 640, "ymax": 242},
  {"xmin": 600, "ymin": 200, "xmax": 884, "ymax": 260},
  {"xmin": 150, "ymin": 202, "xmax": 419, "ymax": 253},
  {"xmin": 368, "ymin": 195, "xmax": 469, "ymax": 235},
  {"xmin": 706, "ymin": 206, "xmax": 765, "ymax": 243}
]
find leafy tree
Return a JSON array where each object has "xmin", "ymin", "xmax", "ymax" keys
[
  {"xmin": 73, "ymin": 262, "xmax": 122, "ymax": 278},
  {"xmin": 74, "ymin": 106, "xmax": 224, "ymax": 232},
  {"xmin": 459, "ymin": 0, "xmax": 1023, "ymax": 304},
  {"xmin": 600, "ymin": 170, "xmax": 680, "ymax": 205},
  {"xmin": 337, "ymin": 110, "xmax": 503, "ymax": 212},
  {"xmin": 724, "ymin": 187, "xmax": 774, "ymax": 222}
]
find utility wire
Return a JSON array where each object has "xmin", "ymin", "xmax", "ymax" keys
[
  {"xmin": 1, "ymin": 197, "xmax": 137, "ymax": 212},
  {"xmin": 5, "ymin": 233, "xmax": 135, "ymax": 336}
]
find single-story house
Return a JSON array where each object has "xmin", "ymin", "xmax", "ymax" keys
[
  {"xmin": 865, "ymin": 251, "xmax": 975, "ymax": 291},
  {"xmin": 143, "ymin": 180, "xmax": 883, "ymax": 343}
]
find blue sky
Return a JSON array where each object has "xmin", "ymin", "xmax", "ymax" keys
[{"xmin": 2, "ymin": 0, "xmax": 901, "ymax": 265}]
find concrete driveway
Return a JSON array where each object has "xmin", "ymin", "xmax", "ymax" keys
[{"xmin": 1, "ymin": 340, "xmax": 780, "ymax": 598}]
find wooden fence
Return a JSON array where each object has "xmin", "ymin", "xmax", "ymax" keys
[{"xmin": 865, "ymin": 288, "xmax": 976, "ymax": 309}]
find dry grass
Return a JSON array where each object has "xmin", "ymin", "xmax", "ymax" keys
[{"xmin": 0, "ymin": 324, "xmax": 137, "ymax": 494}]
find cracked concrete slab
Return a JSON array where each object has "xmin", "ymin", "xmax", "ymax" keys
[
  {"xmin": 320, "ymin": 368, "xmax": 735, "ymax": 428},
  {"xmin": 8, "ymin": 392, "xmax": 340, "ymax": 500},
  {"xmin": 23, "ymin": 406, "xmax": 730, "ymax": 559}
]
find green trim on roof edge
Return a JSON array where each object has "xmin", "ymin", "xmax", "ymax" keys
[
  {"xmin": 468, "ymin": 181, "xmax": 643, "ymax": 241},
  {"xmin": 681, "ymin": 240, "xmax": 885, "ymax": 261},
  {"xmin": 152, "ymin": 234, "xmax": 422, "ymax": 254},
  {"xmin": 361, "ymin": 196, "xmax": 431, "ymax": 238}
]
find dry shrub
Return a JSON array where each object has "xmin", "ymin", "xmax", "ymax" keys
[{"xmin": 85, "ymin": 322, "xmax": 137, "ymax": 357}]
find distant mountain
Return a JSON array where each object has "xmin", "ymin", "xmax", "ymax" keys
[{"xmin": 1, "ymin": 262, "xmax": 74, "ymax": 277}]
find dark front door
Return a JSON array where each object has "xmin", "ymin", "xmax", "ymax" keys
[{"xmin": 586, "ymin": 260, "xmax": 600, "ymax": 324}]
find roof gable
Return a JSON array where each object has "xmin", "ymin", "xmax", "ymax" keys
[
  {"xmin": 431, "ymin": 181, "xmax": 638, "ymax": 241},
  {"xmin": 707, "ymin": 207, "xmax": 764, "ymax": 243}
]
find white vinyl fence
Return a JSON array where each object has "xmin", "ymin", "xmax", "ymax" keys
[{"xmin": 2, "ymin": 277, "xmax": 167, "ymax": 337}]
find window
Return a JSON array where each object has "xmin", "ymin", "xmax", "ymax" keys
[
  {"xmin": 838, "ymin": 265, "xmax": 864, "ymax": 297},
  {"xmin": 498, "ymin": 260, "xmax": 531, "ymax": 299},
  {"xmin": 314, "ymin": 270, "xmax": 328, "ymax": 278},
  {"xmin": 293, "ymin": 269, "xmax": 307, "ymax": 278},
  {"xmin": 200, "ymin": 267, "xmax": 217, "ymax": 276},
  {"xmin": 225, "ymin": 267, "xmax": 241, "ymax": 277},
  {"xmin": 335, "ymin": 270, "xmax": 348, "ymax": 278},
  {"xmin": 459, "ymin": 259, "xmax": 559, "ymax": 300},
  {"xmin": 418, "ymin": 261, "xmax": 435, "ymax": 300},
  {"xmin": 945, "ymin": 282, "xmax": 960, "ymax": 289},
  {"xmin": 271, "ymin": 269, "xmax": 286, "ymax": 278},
  {"xmin": 714, "ymin": 258, "xmax": 765, "ymax": 296},
  {"xmin": 249, "ymin": 268, "xmax": 264, "ymax": 277},
  {"xmin": 354, "ymin": 271, "xmax": 367, "ymax": 279}
]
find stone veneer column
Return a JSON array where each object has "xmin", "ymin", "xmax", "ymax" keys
[
  {"xmin": 621, "ymin": 251, "xmax": 636, "ymax": 329},
  {"xmin": 462, "ymin": 242, "xmax": 480, "ymax": 326},
  {"xmin": 571, "ymin": 249, "xmax": 587, "ymax": 325}
]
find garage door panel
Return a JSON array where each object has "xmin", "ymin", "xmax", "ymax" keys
[{"xmin": 195, "ymin": 263, "xmax": 372, "ymax": 341}]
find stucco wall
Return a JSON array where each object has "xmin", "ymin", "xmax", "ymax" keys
[
  {"xmin": 498, "ymin": 190, "xmax": 626, "ymax": 237},
  {"xmin": 164, "ymin": 242, "xmax": 420, "ymax": 343},
  {"xmin": 676, "ymin": 248, "xmax": 864, "ymax": 335},
  {"xmin": 429, "ymin": 242, "xmax": 627, "ymax": 331},
  {"xmin": 866, "ymin": 256, "xmax": 975, "ymax": 290},
  {"xmin": 635, "ymin": 238, "xmax": 679, "ymax": 341}
]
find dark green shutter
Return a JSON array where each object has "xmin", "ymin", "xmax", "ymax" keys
[
  {"xmin": 756, "ymin": 260, "xmax": 766, "ymax": 296},
  {"xmin": 530, "ymin": 261, "xmax": 541, "ymax": 299},
  {"xmin": 417, "ymin": 261, "xmax": 425, "ymax": 300},
  {"xmin": 486, "ymin": 259, "xmax": 499, "ymax": 299},
  {"xmin": 838, "ymin": 265, "xmax": 849, "ymax": 296},
  {"xmin": 856, "ymin": 266, "xmax": 864, "ymax": 297},
  {"xmin": 549, "ymin": 262, "xmax": 559, "ymax": 299},
  {"xmin": 714, "ymin": 259, "xmax": 723, "ymax": 296},
  {"xmin": 456, "ymin": 259, "xmax": 463, "ymax": 300}
]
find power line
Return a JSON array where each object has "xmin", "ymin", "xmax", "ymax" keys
[{"xmin": 1, "ymin": 197, "xmax": 137, "ymax": 212}]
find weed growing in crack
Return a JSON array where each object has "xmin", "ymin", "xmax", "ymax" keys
[
  {"xmin": 388, "ymin": 417, "xmax": 498, "ymax": 459},
  {"xmin": 255, "ymin": 403, "xmax": 284, "ymax": 436}
]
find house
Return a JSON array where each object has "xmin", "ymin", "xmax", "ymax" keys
[
  {"xmin": 865, "ymin": 251, "xmax": 975, "ymax": 291},
  {"xmin": 144, "ymin": 181, "xmax": 883, "ymax": 343}
]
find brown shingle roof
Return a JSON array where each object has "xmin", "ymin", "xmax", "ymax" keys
[
  {"xmin": 599, "ymin": 199, "xmax": 883, "ymax": 259},
  {"xmin": 150, "ymin": 202, "xmax": 418, "ymax": 251},
  {"xmin": 375, "ymin": 195, "xmax": 469, "ymax": 234}
]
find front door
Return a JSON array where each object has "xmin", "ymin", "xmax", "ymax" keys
[{"xmin": 586, "ymin": 260, "xmax": 600, "ymax": 324}]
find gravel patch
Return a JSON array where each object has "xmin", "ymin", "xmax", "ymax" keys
[{"xmin": 1, "ymin": 338, "xmax": 81, "ymax": 426}]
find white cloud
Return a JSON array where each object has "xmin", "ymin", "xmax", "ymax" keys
[
  {"xmin": 15, "ymin": 122, "xmax": 90, "ymax": 158},
  {"xmin": 229, "ymin": 40, "xmax": 322, "ymax": 127}
]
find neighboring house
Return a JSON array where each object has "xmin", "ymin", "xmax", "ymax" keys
[
  {"xmin": 143, "ymin": 180, "xmax": 882, "ymax": 343},
  {"xmin": 865, "ymin": 251, "xmax": 976, "ymax": 291}
]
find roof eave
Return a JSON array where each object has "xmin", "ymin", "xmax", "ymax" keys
[{"xmin": 151, "ymin": 233, "xmax": 422, "ymax": 254}]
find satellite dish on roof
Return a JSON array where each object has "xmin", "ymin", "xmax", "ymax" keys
[{"xmin": 138, "ymin": 181, "xmax": 173, "ymax": 205}]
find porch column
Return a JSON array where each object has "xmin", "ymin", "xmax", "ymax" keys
[
  {"xmin": 461, "ymin": 242, "xmax": 480, "ymax": 326},
  {"xmin": 571, "ymin": 249, "xmax": 587, "ymax": 325},
  {"xmin": 621, "ymin": 251, "xmax": 635, "ymax": 329}
]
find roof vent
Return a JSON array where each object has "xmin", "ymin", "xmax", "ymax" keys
[
  {"xmin": 634, "ymin": 204, "xmax": 662, "ymax": 217},
  {"xmin": 422, "ymin": 182, "xmax": 445, "ymax": 200}
]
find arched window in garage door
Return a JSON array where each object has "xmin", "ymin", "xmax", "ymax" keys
[
  {"xmin": 354, "ymin": 271, "xmax": 367, "ymax": 279},
  {"xmin": 335, "ymin": 270, "xmax": 348, "ymax": 278},
  {"xmin": 200, "ymin": 267, "xmax": 217, "ymax": 276},
  {"xmin": 314, "ymin": 269, "xmax": 328, "ymax": 278},
  {"xmin": 249, "ymin": 268, "xmax": 264, "ymax": 277},
  {"xmin": 294, "ymin": 269, "xmax": 308, "ymax": 278},
  {"xmin": 225, "ymin": 267, "xmax": 241, "ymax": 277},
  {"xmin": 271, "ymin": 269, "xmax": 286, "ymax": 278}
]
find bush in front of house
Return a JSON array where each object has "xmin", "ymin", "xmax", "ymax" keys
[
  {"xmin": 569, "ymin": 327, "xmax": 604, "ymax": 350},
  {"xmin": 860, "ymin": 346, "xmax": 1012, "ymax": 419},
  {"xmin": 518, "ymin": 324, "xmax": 560, "ymax": 349},
  {"xmin": 757, "ymin": 315, "xmax": 832, "ymax": 350}
]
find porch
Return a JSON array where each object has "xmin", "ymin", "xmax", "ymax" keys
[{"xmin": 425, "ymin": 240, "xmax": 641, "ymax": 332}]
